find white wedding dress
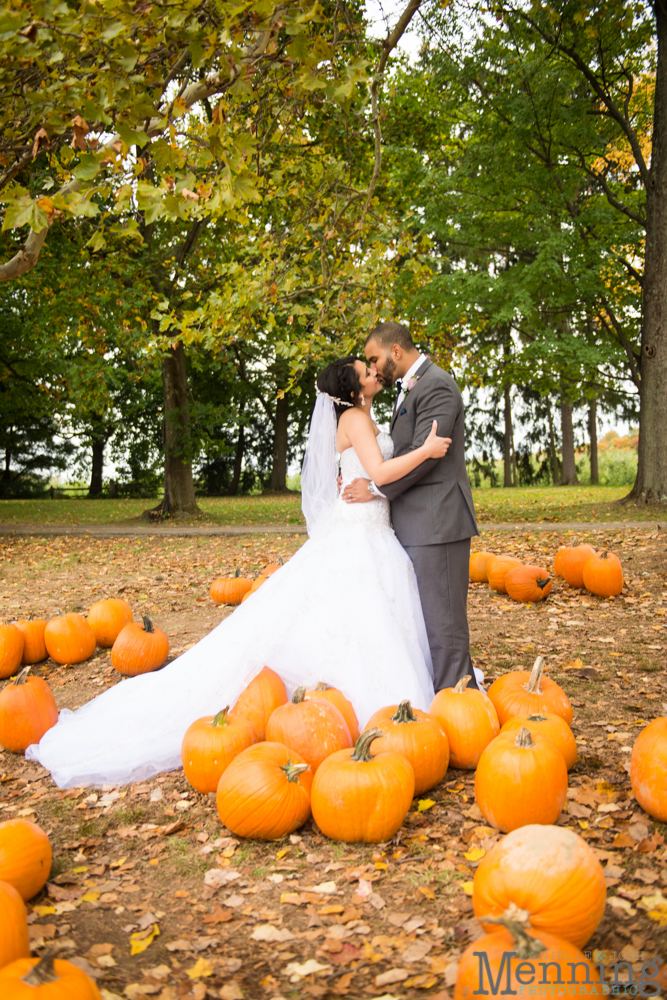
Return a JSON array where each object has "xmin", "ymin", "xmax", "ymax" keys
[{"xmin": 28, "ymin": 433, "xmax": 436, "ymax": 789}]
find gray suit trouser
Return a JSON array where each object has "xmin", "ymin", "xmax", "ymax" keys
[{"xmin": 404, "ymin": 538, "xmax": 479, "ymax": 693}]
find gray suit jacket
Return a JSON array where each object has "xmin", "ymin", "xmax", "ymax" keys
[{"xmin": 381, "ymin": 359, "xmax": 478, "ymax": 546}]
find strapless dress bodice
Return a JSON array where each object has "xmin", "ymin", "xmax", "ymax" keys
[{"xmin": 333, "ymin": 431, "xmax": 392, "ymax": 530}]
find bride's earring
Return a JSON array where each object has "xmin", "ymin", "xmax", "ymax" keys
[{"xmin": 360, "ymin": 395, "xmax": 366, "ymax": 407}]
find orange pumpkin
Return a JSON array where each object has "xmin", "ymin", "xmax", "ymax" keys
[
  {"xmin": 0, "ymin": 624, "xmax": 24, "ymax": 679},
  {"xmin": 232, "ymin": 666, "xmax": 287, "ymax": 740},
  {"xmin": 210, "ymin": 571, "xmax": 253, "ymax": 606},
  {"xmin": 505, "ymin": 565, "xmax": 552, "ymax": 603},
  {"xmin": 631, "ymin": 717, "xmax": 667, "ymax": 822},
  {"xmin": 500, "ymin": 712, "xmax": 577, "ymax": 770},
  {"xmin": 181, "ymin": 707, "xmax": 257, "ymax": 793},
  {"xmin": 364, "ymin": 700, "xmax": 449, "ymax": 794},
  {"xmin": 0, "ymin": 879, "xmax": 30, "ymax": 969},
  {"xmin": 15, "ymin": 619, "xmax": 47, "ymax": 665},
  {"xmin": 582, "ymin": 550, "xmax": 623, "ymax": 597},
  {"xmin": 429, "ymin": 675, "xmax": 500, "ymax": 769},
  {"xmin": 306, "ymin": 683, "xmax": 360, "ymax": 742},
  {"xmin": 44, "ymin": 612, "xmax": 96, "ymax": 665},
  {"xmin": 111, "ymin": 616, "xmax": 169, "ymax": 676},
  {"xmin": 0, "ymin": 667, "xmax": 59, "ymax": 753},
  {"xmin": 561, "ymin": 543, "xmax": 596, "ymax": 589},
  {"xmin": 87, "ymin": 598, "xmax": 133, "ymax": 647},
  {"xmin": 266, "ymin": 686, "xmax": 352, "ymax": 773},
  {"xmin": 0, "ymin": 954, "xmax": 102, "ymax": 998},
  {"xmin": 469, "ymin": 551, "xmax": 495, "ymax": 583},
  {"xmin": 475, "ymin": 726, "xmax": 568, "ymax": 832},
  {"xmin": 0, "ymin": 819, "xmax": 52, "ymax": 901},
  {"xmin": 216, "ymin": 741, "xmax": 312, "ymax": 839},
  {"xmin": 241, "ymin": 591, "xmax": 252, "ymax": 603},
  {"xmin": 249, "ymin": 577, "xmax": 267, "ymax": 594},
  {"xmin": 487, "ymin": 556, "xmax": 522, "ymax": 593},
  {"xmin": 473, "ymin": 824, "xmax": 606, "ymax": 948},
  {"xmin": 487, "ymin": 657, "xmax": 572, "ymax": 726},
  {"xmin": 261, "ymin": 559, "xmax": 284, "ymax": 577},
  {"xmin": 554, "ymin": 546, "xmax": 568, "ymax": 577},
  {"xmin": 311, "ymin": 728, "xmax": 415, "ymax": 843}
]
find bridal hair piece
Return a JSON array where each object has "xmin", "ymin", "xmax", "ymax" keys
[
  {"xmin": 301, "ymin": 392, "xmax": 339, "ymax": 537},
  {"xmin": 321, "ymin": 392, "xmax": 353, "ymax": 408}
]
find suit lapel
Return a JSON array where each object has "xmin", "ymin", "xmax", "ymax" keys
[{"xmin": 391, "ymin": 358, "xmax": 433, "ymax": 432}]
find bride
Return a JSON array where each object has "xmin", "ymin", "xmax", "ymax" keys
[{"xmin": 29, "ymin": 357, "xmax": 453, "ymax": 789}]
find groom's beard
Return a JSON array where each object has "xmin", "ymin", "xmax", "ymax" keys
[{"xmin": 378, "ymin": 356, "xmax": 397, "ymax": 387}]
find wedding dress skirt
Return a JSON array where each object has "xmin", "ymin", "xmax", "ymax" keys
[{"xmin": 28, "ymin": 433, "xmax": 436, "ymax": 788}]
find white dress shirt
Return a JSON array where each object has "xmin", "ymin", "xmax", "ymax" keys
[{"xmin": 395, "ymin": 353, "xmax": 427, "ymax": 412}]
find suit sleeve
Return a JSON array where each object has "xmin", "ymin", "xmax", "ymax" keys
[{"xmin": 380, "ymin": 377, "xmax": 459, "ymax": 501}]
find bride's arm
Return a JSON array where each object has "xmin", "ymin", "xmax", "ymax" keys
[{"xmin": 340, "ymin": 410, "xmax": 450, "ymax": 486}]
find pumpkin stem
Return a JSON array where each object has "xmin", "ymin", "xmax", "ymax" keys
[
  {"xmin": 315, "ymin": 682, "xmax": 331, "ymax": 691},
  {"xmin": 282, "ymin": 760, "xmax": 310, "ymax": 783},
  {"xmin": 536, "ymin": 576, "xmax": 551, "ymax": 591},
  {"xmin": 390, "ymin": 700, "xmax": 418, "ymax": 723},
  {"xmin": 234, "ymin": 568, "xmax": 240, "ymax": 578},
  {"xmin": 454, "ymin": 675, "xmax": 471, "ymax": 693},
  {"xmin": 600, "ymin": 550, "xmax": 609, "ymax": 560},
  {"xmin": 12, "ymin": 666, "xmax": 31, "ymax": 686},
  {"xmin": 21, "ymin": 953, "xmax": 59, "ymax": 985},
  {"xmin": 524, "ymin": 656, "xmax": 544, "ymax": 694},
  {"xmin": 515, "ymin": 726, "xmax": 536, "ymax": 749},
  {"xmin": 351, "ymin": 728, "xmax": 383, "ymax": 762},
  {"xmin": 212, "ymin": 707, "xmax": 230, "ymax": 727},
  {"xmin": 292, "ymin": 686, "xmax": 306, "ymax": 704},
  {"xmin": 142, "ymin": 616, "xmax": 155, "ymax": 634},
  {"xmin": 483, "ymin": 904, "xmax": 544, "ymax": 960},
  {"xmin": 526, "ymin": 714, "xmax": 548, "ymax": 722}
]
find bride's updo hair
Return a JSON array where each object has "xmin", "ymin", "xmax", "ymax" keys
[{"xmin": 317, "ymin": 357, "xmax": 363, "ymax": 420}]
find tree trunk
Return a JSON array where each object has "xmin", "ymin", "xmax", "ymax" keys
[
  {"xmin": 546, "ymin": 404, "xmax": 560, "ymax": 484},
  {"xmin": 88, "ymin": 436, "xmax": 105, "ymax": 497},
  {"xmin": 3, "ymin": 447, "xmax": 10, "ymax": 482},
  {"xmin": 559, "ymin": 397, "xmax": 579, "ymax": 485},
  {"xmin": 627, "ymin": 4, "xmax": 667, "ymax": 504},
  {"xmin": 270, "ymin": 393, "xmax": 289, "ymax": 492},
  {"xmin": 228, "ymin": 410, "xmax": 245, "ymax": 497},
  {"xmin": 588, "ymin": 398, "xmax": 599, "ymax": 485},
  {"xmin": 503, "ymin": 385, "xmax": 514, "ymax": 487}
]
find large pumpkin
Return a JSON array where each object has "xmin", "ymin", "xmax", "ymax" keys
[
  {"xmin": 44, "ymin": 613, "xmax": 96, "ymax": 665},
  {"xmin": 216, "ymin": 741, "xmax": 312, "ymax": 839},
  {"xmin": 210, "ymin": 571, "xmax": 253, "ymax": 606},
  {"xmin": 0, "ymin": 667, "xmax": 59, "ymax": 753},
  {"xmin": 0, "ymin": 624, "xmax": 24, "ymax": 680},
  {"xmin": 111, "ymin": 616, "xmax": 169, "ymax": 676},
  {"xmin": 0, "ymin": 879, "xmax": 30, "ymax": 969},
  {"xmin": 561, "ymin": 543, "xmax": 596, "ymax": 589},
  {"xmin": 265, "ymin": 686, "xmax": 352, "ymax": 773},
  {"xmin": 631, "ymin": 717, "xmax": 667, "ymax": 823},
  {"xmin": 15, "ymin": 619, "xmax": 47, "ymax": 665},
  {"xmin": 232, "ymin": 666, "xmax": 287, "ymax": 740},
  {"xmin": 0, "ymin": 819, "xmax": 52, "ymax": 901},
  {"xmin": 181, "ymin": 707, "xmax": 257, "ymax": 793},
  {"xmin": 475, "ymin": 726, "xmax": 568, "ymax": 832},
  {"xmin": 473, "ymin": 825, "xmax": 606, "ymax": 949},
  {"xmin": 0, "ymin": 954, "xmax": 102, "ymax": 998},
  {"xmin": 469, "ymin": 551, "xmax": 495, "ymax": 583},
  {"xmin": 487, "ymin": 556, "xmax": 522, "ymax": 594},
  {"xmin": 500, "ymin": 712, "xmax": 577, "ymax": 770},
  {"xmin": 87, "ymin": 598, "xmax": 133, "ymax": 647},
  {"xmin": 307, "ymin": 682, "xmax": 360, "ymax": 742},
  {"xmin": 582, "ymin": 550, "xmax": 623, "ymax": 598},
  {"xmin": 553, "ymin": 546, "xmax": 568, "ymax": 577},
  {"xmin": 429, "ymin": 675, "xmax": 500, "ymax": 769},
  {"xmin": 487, "ymin": 657, "xmax": 572, "ymax": 726},
  {"xmin": 311, "ymin": 728, "xmax": 415, "ymax": 843},
  {"xmin": 364, "ymin": 700, "xmax": 449, "ymax": 794},
  {"xmin": 505, "ymin": 565, "xmax": 552, "ymax": 603}
]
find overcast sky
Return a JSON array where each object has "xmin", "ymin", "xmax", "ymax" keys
[{"xmin": 365, "ymin": 0, "xmax": 423, "ymax": 60}]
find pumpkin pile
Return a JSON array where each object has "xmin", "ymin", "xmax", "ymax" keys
[
  {"xmin": 210, "ymin": 559, "xmax": 285, "ymax": 608},
  {"xmin": 554, "ymin": 542, "xmax": 624, "ymax": 597},
  {"xmin": 0, "ymin": 818, "xmax": 52, "ymax": 969}
]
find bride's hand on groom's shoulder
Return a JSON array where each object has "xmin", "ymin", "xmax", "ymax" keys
[{"xmin": 422, "ymin": 420, "xmax": 452, "ymax": 460}]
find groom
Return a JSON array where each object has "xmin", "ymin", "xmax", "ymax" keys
[{"xmin": 344, "ymin": 321, "xmax": 480, "ymax": 692}]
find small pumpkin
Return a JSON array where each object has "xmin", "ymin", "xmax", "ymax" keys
[
  {"xmin": 561, "ymin": 543, "xmax": 596, "ymax": 589},
  {"xmin": 475, "ymin": 726, "xmax": 568, "ymax": 832},
  {"xmin": 181, "ymin": 707, "xmax": 257, "ymax": 793},
  {"xmin": 241, "ymin": 591, "xmax": 252, "ymax": 603},
  {"xmin": 631, "ymin": 717, "xmax": 667, "ymax": 823},
  {"xmin": 469, "ymin": 551, "xmax": 495, "ymax": 583},
  {"xmin": 87, "ymin": 598, "xmax": 133, "ymax": 647},
  {"xmin": 311, "ymin": 728, "xmax": 415, "ymax": 843},
  {"xmin": 364, "ymin": 700, "xmax": 449, "ymax": 794},
  {"xmin": 0, "ymin": 953, "xmax": 102, "ymax": 998},
  {"xmin": 582, "ymin": 550, "xmax": 623, "ymax": 598},
  {"xmin": 429, "ymin": 675, "xmax": 500, "ymax": 769},
  {"xmin": 473, "ymin": 824, "xmax": 606, "ymax": 948},
  {"xmin": 232, "ymin": 666, "xmax": 287, "ymax": 740},
  {"xmin": 0, "ymin": 819, "xmax": 52, "ymax": 901},
  {"xmin": 249, "ymin": 577, "xmax": 267, "ymax": 594},
  {"xmin": 487, "ymin": 556, "xmax": 522, "ymax": 594},
  {"xmin": 500, "ymin": 712, "xmax": 577, "ymax": 770},
  {"xmin": 210, "ymin": 570, "xmax": 253, "ymax": 606},
  {"xmin": 261, "ymin": 559, "xmax": 284, "ymax": 577},
  {"xmin": 554, "ymin": 545, "xmax": 568, "ymax": 577},
  {"xmin": 0, "ymin": 879, "xmax": 30, "ymax": 970},
  {"xmin": 111, "ymin": 616, "xmax": 169, "ymax": 676},
  {"xmin": 44, "ymin": 613, "xmax": 96, "ymax": 665},
  {"xmin": 505, "ymin": 565, "xmax": 552, "ymax": 603},
  {"xmin": 216, "ymin": 741, "xmax": 312, "ymax": 839},
  {"xmin": 487, "ymin": 656, "xmax": 572, "ymax": 726},
  {"xmin": 306, "ymin": 682, "xmax": 360, "ymax": 742},
  {"xmin": 0, "ymin": 667, "xmax": 59, "ymax": 753},
  {"xmin": 0, "ymin": 624, "xmax": 24, "ymax": 679},
  {"xmin": 266, "ymin": 686, "xmax": 352, "ymax": 773},
  {"xmin": 15, "ymin": 619, "xmax": 47, "ymax": 665}
]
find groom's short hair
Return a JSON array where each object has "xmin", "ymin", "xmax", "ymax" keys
[{"xmin": 366, "ymin": 321, "xmax": 414, "ymax": 351}]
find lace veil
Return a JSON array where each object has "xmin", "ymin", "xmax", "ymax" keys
[{"xmin": 301, "ymin": 393, "xmax": 339, "ymax": 536}]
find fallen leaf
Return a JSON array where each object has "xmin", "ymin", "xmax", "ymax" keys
[
  {"xmin": 186, "ymin": 957, "xmax": 214, "ymax": 979},
  {"xmin": 418, "ymin": 885, "xmax": 436, "ymax": 900},
  {"xmin": 463, "ymin": 847, "xmax": 485, "ymax": 862},
  {"xmin": 251, "ymin": 924, "xmax": 295, "ymax": 942},
  {"xmin": 130, "ymin": 924, "xmax": 159, "ymax": 955},
  {"xmin": 202, "ymin": 905, "xmax": 233, "ymax": 925},
  {"xmin": 285, "ymin": 959, "xmax": 331, "ymax": 981},
  {"xmin": 417, "ymin": 799, "xmax": 436, "ymax": 812},
  {"xmin": 375, "ymin": 969, "xmax": 408, "ymax": 986}
]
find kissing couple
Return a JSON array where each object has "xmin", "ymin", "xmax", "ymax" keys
[{"xmin": 29, "ymin": 321, "xmax": 481, "ymax": 789}]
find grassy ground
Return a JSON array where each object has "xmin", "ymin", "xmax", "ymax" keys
[{"xmin": 0, "ymin": 485, "xmax": 661, "ymax": 527}]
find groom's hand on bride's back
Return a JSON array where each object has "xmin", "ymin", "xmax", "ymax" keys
[{"xmin": 343, "ymin": 478, "xmax": 375, "ymax": 503}]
